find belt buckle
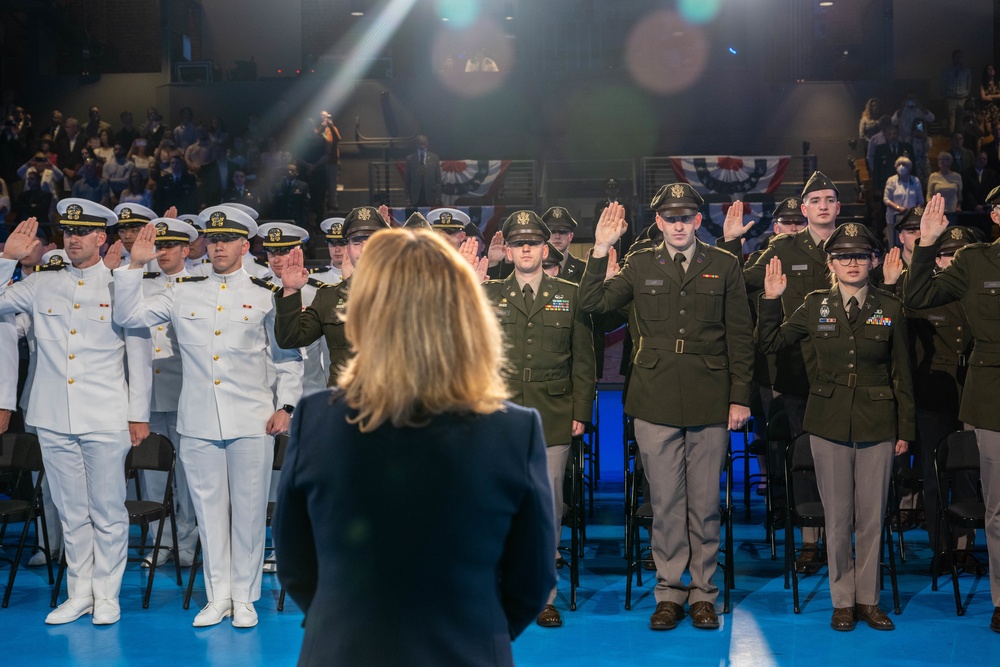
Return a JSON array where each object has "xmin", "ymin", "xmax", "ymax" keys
[
  {"xmin": 847, "ymin": 373, "xmax": 858, "ymax": 388},
  {"xmin": 523, "ymin": 368, "xmax": 532, "ymax": 382},
  {"xmin": 675, "ymin": 339, "xmax": 685, "ymax": 354}
]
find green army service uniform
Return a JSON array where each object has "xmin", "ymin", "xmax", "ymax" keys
[
  {"xmin": 273, "ymin": 279, "xmax": 350, "ymax": 386},
  {"xmin": 483, "ymin": 273, "xmax": 595, "ymax": 446},
  {"xmin": 905, "ymin": 234, "xmax": 1000, "ymax": 607},
  {"xmin": 579, "ymin": 218, "xmax": 754, "ymax": 610},
  {"xmin": 759, "ymin": 222, "xmax": 916, "ymax": 617}
]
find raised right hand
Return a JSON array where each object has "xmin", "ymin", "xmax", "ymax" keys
[
  {"xmin": 919, "ymin": 193, "xmax": 948, "ymax": 246},
  {"xmin": 0, "ymin": 218, "xmax": 40, "ymax": 261},
  {"xmin": 605, "ymin": 246, "xmax": 620, "ymax": 280},
  {"xmin": 281, "ymin": 246, "xmax": 309, "ymax": 292},
  {"xmin": 128, "ymin": 224, "xmax": 158, "ymax": 268},
  {"xmin": 593, "ymin": 203, "xmax": 627, "ymax": 257},
  {"xmin": 763, "ymin": 257, "xmax": 786, "ymax": 299},
  {"xmin": 722, "ymin": 200, "xmax": 755, "ymax": 242},
  {"xmin": 487, "ymin": 231, "xmax": 505, "ymax": 266}
]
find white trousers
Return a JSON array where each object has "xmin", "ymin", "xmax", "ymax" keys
[
  {"xmin": 142, "ymin": 411, "xmax": 198, "ymax": 557},
  {"xmin": 36, "ymin": 427, "xmax": 130, "ymax": 600},
  {"xmin": 179, "ymin": 434, "xmax": 273, "ymax": 603},
  {"xmin": 26, "ymin": 424, "xmax": 64, "ymax": 557}
]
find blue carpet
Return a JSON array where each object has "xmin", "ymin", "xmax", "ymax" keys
[{"xmin": 0, "ymin": 391, "xmax": 995, "ymax": 665}]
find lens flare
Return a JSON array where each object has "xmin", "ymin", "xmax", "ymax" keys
[{"xmin": 626, "ymin": 10, "xmax": 709, "ymax": 95}]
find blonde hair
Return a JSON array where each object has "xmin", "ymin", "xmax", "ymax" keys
[{"xmin": 336, "ymin": 228, "xmax": 509, "ymax": 432}]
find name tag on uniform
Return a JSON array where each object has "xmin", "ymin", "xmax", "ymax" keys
[
  {"xmin": 645, "ymin": 279, "xmax": 664, "ymax": 286},
  {"xmin": 985, "ymin": 281, "xmax": 1000, "ymax": 289},
  {"xmin": 927, "ymin": 314, "xmax": 946, "ymax": 323},
  {"xmin": 496, "ymin": 309, "xmax": 511, "ymax": 317},
  {"xmin": 817, "ymin": 324, "xmax": 837, "ymax": 332},
  {"xmin": 791, "ymin": 264, "xmax": 809, "ymax": 271}
]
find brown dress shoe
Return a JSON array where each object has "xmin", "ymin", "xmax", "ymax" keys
[
  {"xmin": 855, "ymin": 604, "xmax": 895, "ymax": 630},
  {"xmin": 649, "ymin": 601, "xmax": 684, "ymax": 631},
  {"xmin": 991, "ymin": 607, "xmax": 1000, "ymax": 633},
  {"xmin": 831, "ymin": 607, "xmax": 856, "ymax": 631},
  {"xmin": 689, "ymin": 601, "xmax": 720, "ymax": 629},
  {"xmin": 536, "ymin": 604, "xmax": 562, "ymax": 628},
  {"xmin": 796, "ymin": 543, "xmax": 823, "ymax": 575}
]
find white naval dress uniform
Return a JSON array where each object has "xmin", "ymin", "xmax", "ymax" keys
[
  {"xmin": 140, "ymin": 269, "xmax": 198, "ymax": 562},
  {"xmin": 0, "ymin": 258, "xmax": 152, "ymax": 603},
  {"xmin": 309, "ymin": 264, "xmax": 343, "ymax": 286},
  {"xmin": 113, "ymin": 266, "xmax": 302, "ymax": 605},
  {"xmin": 0, "ymin": 311, "xmax": 15, "ymax": 414},
  {"xmin": 186, "ymin": 253, "xmax": 271, "ymax": 279}
]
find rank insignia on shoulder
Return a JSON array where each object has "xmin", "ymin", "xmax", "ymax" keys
[
  {"xmin": 307, "ymin": 278, "xmax": 330, "ymax": 288},
  {"xmin": 254, "ymin": 257, "xmax": 270, "ymax": 267},
  {"xmin": 175, "ymin": 276, "xmax": 208, "ymax": 283},
  {"xmin": 308, "ymin": 267, "xmax": 325, "ymax": 274},
  {"xmin": 143, "ymin": 272, "xmax": 161, "ymax": 279},
  {"xmin": 34, "ymin": 263, "xmax": 66, "ymax": 272},
  {"xmin": 250, "ymin": 276, "xmax": 280, "ymax": 293}
]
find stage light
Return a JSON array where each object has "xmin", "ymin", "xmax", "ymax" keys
[
  {"xmin": 819, "ymin": 1, "xmax": 834, "ymax": 6},
  {"xmin": 679, "ymin": 0, "xmax": 720, "ymax": 24},
  {"xmin": 728, "ymin": 47, "xmax": 737, "ymax": 55}
]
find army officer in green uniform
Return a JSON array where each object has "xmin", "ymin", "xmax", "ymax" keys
[
  {"xmin": 904, "ymin": 191, "xmax": 1000, "ymax": 633},
  {"xmin": 580, "ymin": 183, "xmax": 754, "ymax": 632},
  {"xmin": 482, "ymin": 210, "xmax": 595, "ymax": 629},
  {"xmin": 273, "ymin": 206, "xmax": 389, "ymax": 383},
  {"xmin": 759, "ymin": 222, "xmax": 915, "ymax": 633}
]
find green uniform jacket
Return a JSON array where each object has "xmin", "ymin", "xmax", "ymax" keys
[
  {"xmin": 721, "ymin": 229, "xmax": 830, "ymax": 397},
  {"xmin": 757, "ymin": 287, "xmax": 916, "ymax": 443},
  {"xmin": 558, "ymin": 254, "xmax": 586, "ymax": 283},
  {"xmin": 579, "ymin": 239, "xmax": 754, "ymax": 427},
  {"xmin": 273, "ymin": 278, "xmax": 351, "ymax": 386},
  {"xmin": 904, "ymin": 240, "xmax": 1000, "ymax": 429},
  {"xmin": 483, "ymin": 273, "xmax": 596, "ymax": 447}
]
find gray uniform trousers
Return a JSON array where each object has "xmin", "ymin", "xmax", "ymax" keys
[
  {"xmin": 810, "ymin": 435, "xmax": 893, "ymax": 608},
  {"xmin": 974, "ymin": 428, "xmax": 1000, "ymax": 606},
  {"xmin": 634, "ymin": 419, "xmax": 728, "ymax": 606},
  {"xmin": 545, "ymin": 443, "xmax": 571, "ymax": 605}
]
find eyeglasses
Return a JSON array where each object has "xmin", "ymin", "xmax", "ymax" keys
[
  {"xmin": 205, "ymin": 233, "xmax": 243, "ymax": 243},
  {"xmin": 509, "ymin": 239, "xmax": 544, "ymax": 248},
  {"xmin": 325, "ymin": 239, "xmax": 348, "ymax": 247},
  {"xmin": 831, "ymin": 253, "xmax": 871, "ymax": 266},
  {"xmin": 61, "ymin": 226, "xmax": 100, "ymax": 237},
  {"xmin": 266, "ymin": 246, "xmax": 296, "ymax": 256}
]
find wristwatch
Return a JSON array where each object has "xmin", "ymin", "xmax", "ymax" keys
[{"xmin": 281, "ymin": 404, "xmax": 294, "ymax": 415}]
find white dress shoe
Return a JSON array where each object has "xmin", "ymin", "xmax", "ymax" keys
[
  {"xmin": 45, "ymin": 597, "xmax": 94, "ymax": 625},
  {"xmin": 92, "ymin": 598, "xmax": 121, "ymax": 625},
  {"xmin": 27, "ymin": 551, "xmax": 55, "ymax": 567},
  {"xmin": 232, "ymin": 601, "xmax": 258, "ymax": 628},
  {"xmin": 141, "ymin": 550, "xmax": 174, "ymax": 569},
  {"xmin": 262, "ymin": 559, "xmax": 277, "ymax": 574},
  {"xmin": 193, "ymin": 599, "xmax": 232, "ymax": 627}
]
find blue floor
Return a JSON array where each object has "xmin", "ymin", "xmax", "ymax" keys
[{"xmin": 1, "ymin": 391, "xmax": 996, "ymax": 665}]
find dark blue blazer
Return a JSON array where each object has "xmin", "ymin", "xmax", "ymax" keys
[{"xmin": 274, "ymin": 392, "xmax": 556, "ymax": 667}]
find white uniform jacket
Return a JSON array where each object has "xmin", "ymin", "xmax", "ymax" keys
[
  {"xmin": 0, "ymin": 258, "xmax": 152, "ymax": 433},
  {"xmin": 113, "ymin": 266, "xmax": 303, "ymax": 441},
  {"xmin": 143, "ymin": 269, "xmax": 188, "ymax": 413}
]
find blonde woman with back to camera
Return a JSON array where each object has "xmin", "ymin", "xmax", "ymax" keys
[{"xmin": 273, "ymin": 228, "xmax": 556, "ymax": 666}]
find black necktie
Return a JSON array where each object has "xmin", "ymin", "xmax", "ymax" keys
[
  {"xmin": 523, "ymin": 283, "xmax": 534, "ymax": 311},
  {"xmin": 847, "ymin": 296, "xmax": 860, "ymax": 324},
  {"xmin": 673, "ymin": 253, "xmax": 686, "ymax": 282}
]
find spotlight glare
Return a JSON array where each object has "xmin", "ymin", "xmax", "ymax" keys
[{"xmin": 728, "ymin": 47, "xmax": 737, "ymax": 55}]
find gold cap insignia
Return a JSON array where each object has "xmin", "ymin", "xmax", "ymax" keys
[
  {"xmin": 155, "ymin": 222, "xmax": 168, "ymax": 237},
  {"xmin": 845, "ymin": 223, "xmax": 859, "ymax": 237},
  {"xmin": 552, "ymin": 208, "xmax": 563, "ymax": 218},
  {"xmin": 66, "ymin": 204, "xmax": 82, "ymax": 220},
  {"xmin": 48, "ymin": 255, "xmax": 64, "ymax": 266},
  {"xmin": 119, "ymin": 208, "xmax": 132, "ymax": 220},
  {"xmin": 330, "ymin": 222, "xmax": 343, "ymax": 236},
  {"xmin": 441, "ymin": 212, "xmax": 453, "ymax": 224},
  {"xmin": 210, "ymin": 212, "xmax": 226, "ymax": 228},
  {"xmin": 357, "ymin": 208, "xmax": 372, "ymax": 221},
  {"xmin": 268, "ymin": 227, "xmax": 283, "ymax": 242},
  {"xmin": 951, "ymin": 228, "xmax": 963, "ymax": 240},
  {"xmin": 517, "ymin": 211, "xmax": 531, "ymax": 225},
  {"xmin": 789, "ymin": 198, "xmax": 800, "ymax": 208},
  {"xmin": 670, "ymin": 184, "xmax": 686, "ymax": 198}
]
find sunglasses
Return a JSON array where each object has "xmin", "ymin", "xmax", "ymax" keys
[{"xmin": 60, "ymin": 226, "xmax": 101, "ymax": 237}]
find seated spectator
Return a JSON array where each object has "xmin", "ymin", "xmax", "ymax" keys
[
  {"xmin": 172, "ymin": 106, "xmax": 197, "ymax": 150},
  {"xmin": 103, "ymin": 141, "xmax": 135, "ymax": 201},
  {"xmin": 116, "ymin": 110, "xmax": 139, "ymax": 151},
  {"xmin": 962, "ymin": 150, "xmax": 1000, "ymax": 213},
  {"xmin": 883, "ymin": 155, "xmax": 924, "ymax": 247},
  {"xmin": 981, "ymin": 64, "xmax": 1000, "ymax": 129},
  {"xmin": 117, "ymin": 167, "xmax": 151, "ymax": 210},
  {"xmin": 927, "ymin": 152, "xmax": 963, "ymax": 214},
  {"xmin": 13, "ymin": 168, "xmax": 53, "ymax": 226},
  {"xmin": 892, "ymin": 93, "xmax": 935, "ymax": 144},
  {"xmin": 858, "ymin": 97, "xmax": 882, "ymax": 151},
  {"xmin": 126, "ymin": 137, "xmax": 154, "ymax": 179},
  {"xmin": 69, "ymin": 157, "xmax": 111, "ymax": 206}
]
